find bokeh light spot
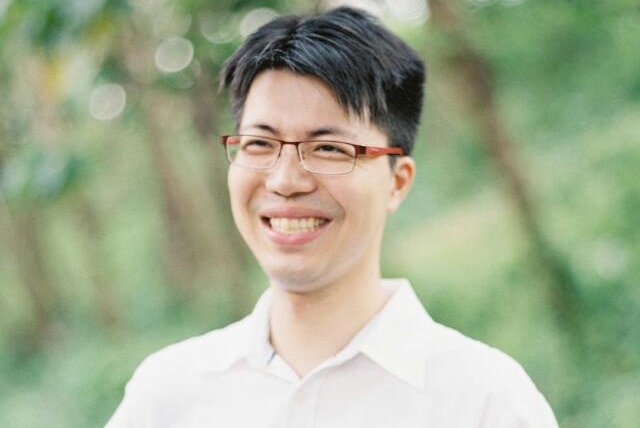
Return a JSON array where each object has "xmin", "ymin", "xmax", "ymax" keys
[
  {"xmin": 154, "ymin": 36, "xmax": 194, "ymax": 73},
  {"xmin": 153, "ymin": 8, "xmax": 192, "ymax": 38},
  {"xmin": 200, "ymin": 14, "xmax": 237, "ymax": 44},
  {"xmin": 89, "ymin": 83, "xmax": 126, "ymax": 121},
  {"xmin": 327, "ymin": 0, "xmax": 384, "ymax": 17},
  {"xmin": 385, "ymin": 0, "xmax": 429, "ymax": 24},
  {"xmin": 239, "ymin": 8, "xmax": 279, "ymax": 38}
]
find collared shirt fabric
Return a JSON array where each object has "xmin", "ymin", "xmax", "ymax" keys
[{"xmin": 106, "ymin": 279, "xmax": 558, "ymax": 428}]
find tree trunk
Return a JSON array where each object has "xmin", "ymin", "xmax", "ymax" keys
[
  {"xmin": 140, "ymin": 92, "xmax": 202, "ymax": 297},
  {"xmin": 72, "ymin": 192, "xmax": 121, "ymax": 330},
  {"xmin": 0, "ymin": 200, "xmax": 58, "ymax": 346},
  {"xmin": 189, "ymin": 65, "xmax": 254, "ymax": 317},
  {"xmin": 429, "ymin": 0, "xmax": 585, "ymax": 345}
]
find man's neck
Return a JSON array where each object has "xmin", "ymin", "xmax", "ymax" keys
[{"xmin": 268, "ymin": 273, "xmax": 391, "ymax": 379}]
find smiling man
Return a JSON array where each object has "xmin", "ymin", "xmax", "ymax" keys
[{"xmin": 107, "ymin": 6, "xmax": 558, "ymax": 428}]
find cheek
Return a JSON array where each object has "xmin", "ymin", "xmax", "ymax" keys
[
  {"xmin": 228, "ymin": 171, "xmax": 257, "ymax": 221},
  {"xmin": 337, "ymin": 187, "xmax": 386, "ymax": 232}
]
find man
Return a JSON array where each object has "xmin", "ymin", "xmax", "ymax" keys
[{"xmin": 107, "ymin": 6, "xmax": 558, "ymax": 427}]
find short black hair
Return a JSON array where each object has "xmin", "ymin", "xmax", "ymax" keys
[{"xmin": 220, "ymin": 6, "xmax": 425, "ymax": 156}]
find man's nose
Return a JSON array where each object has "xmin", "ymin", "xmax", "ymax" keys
[{"xmin": 264, "ymin": 144, "xmax": 316, "ymax": 197}]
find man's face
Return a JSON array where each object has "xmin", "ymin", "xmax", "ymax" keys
[{"xmin": 227, "ymin": 69, "xmax": 413, "ymax": 293}]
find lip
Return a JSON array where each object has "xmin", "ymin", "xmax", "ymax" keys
[{"xmin": 258, "ymin": 206, "xmax": 333, "ymax": 246}]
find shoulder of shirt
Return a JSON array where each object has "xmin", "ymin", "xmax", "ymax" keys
[
  {"xmin": 420, "ymin": 321, "xmax": 557, "ymax": 425},
  {"xmin": 424, "ymin": 320, "xmax": 536, "ymax": 389},
  {"xmin": 129, "ymin": 315, "xmax": 252, "ymax": 384},
  {"xmin": 364, "ymin": 280, "xmax": 544, "ymax": 398}
]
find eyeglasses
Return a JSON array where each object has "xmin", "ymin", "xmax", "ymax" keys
[{"xmin": 220, "ymin": 134, "xmax": 404, "ymax": 175}]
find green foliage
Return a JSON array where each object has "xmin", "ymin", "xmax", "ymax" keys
[
  {"xmin": 1, "ymin": 0, "xmax": 129, "ymax": 53},
  {"xmin": 2, "ymin": 147, "xmax": 87, "ymax": 205}
]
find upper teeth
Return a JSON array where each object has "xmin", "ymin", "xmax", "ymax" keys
[{"xmin": 269, "ymin": 217, "xmax": 326, "ymax": 234}]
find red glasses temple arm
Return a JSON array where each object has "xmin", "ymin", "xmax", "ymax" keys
[{"xmin": 360, "ymin": 146, "xmax": 404, "ymax": 157}]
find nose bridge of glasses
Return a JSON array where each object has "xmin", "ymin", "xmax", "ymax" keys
[{"xmin": 276, "ymin": 140, "xmax": 304, "ymax": 167}]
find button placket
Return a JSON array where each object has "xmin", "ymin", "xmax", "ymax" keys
[{"xmin": 283, "ymin": 375, "xmax": 325, "ymax": 428}]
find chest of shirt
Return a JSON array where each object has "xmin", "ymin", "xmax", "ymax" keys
[
  {"xmin": 140, "ymin": 361, "xmax": 484, "ymax": 428},
  {"xmin": 148, "ymin": 375, "xmax": 430, "ymax": 428}
]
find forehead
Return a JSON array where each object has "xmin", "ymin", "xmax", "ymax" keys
[{"xmin": 239, "ymin": 69, "xmax": 369, "ymax": 137}]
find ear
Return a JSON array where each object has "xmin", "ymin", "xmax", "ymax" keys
[{"xmin": 387, "ymin": 156, "xmax": 415, "ymax": 213}]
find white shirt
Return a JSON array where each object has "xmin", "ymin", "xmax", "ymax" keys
[{"xmin": 106, "ymin": 279, "xmax": 558, "ymax": 428}]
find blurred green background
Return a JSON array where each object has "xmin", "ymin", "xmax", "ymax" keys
[{"xmin": 0, "ymin": 0, "xmax": 638, "ymax": 426}]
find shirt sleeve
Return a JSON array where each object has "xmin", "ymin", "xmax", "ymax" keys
[
  {"xmin": 478, "ymin": 362, "xmax": 559, "ymax": 428},
  {"xmin": 104, "ymin": 370, "xmax": 147, "ymax": 428},
  {"xmin": 104, "ymin": 353, "xmax": 161, "ymax": 428}
]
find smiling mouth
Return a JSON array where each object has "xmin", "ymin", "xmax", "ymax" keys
[{"xmin": 264, "ymin": 217, "xmax": 329, "ymax": 235}]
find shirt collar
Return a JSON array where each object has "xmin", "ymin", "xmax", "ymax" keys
[
  {"xmin": 245, "ymin": 288, "xmax": 275, "ymax": 368},
  {"xmin": 359, "ymin": 278, "xmax": 435, "ymax": 391},
  {"xmin": 197, "ymin": 289, "xmax": 273, "ymax": 373},
  {"xmin": 219, "ymin": 279, "xmax": 439, "ymax": 391}
]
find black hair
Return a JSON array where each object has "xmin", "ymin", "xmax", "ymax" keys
[{"xmin": 220, "ymin": 6, "xmax": 425, "ymax": 156}]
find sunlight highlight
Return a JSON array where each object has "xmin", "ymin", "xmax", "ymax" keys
[
  {"xmin": 200, "ymin": 14, "xmax": 236, "ymax": 44},
  {"xmin": 327, "ymin": 0, "xmax": 384, "ymax": 17},
  {"xmin": 385, "ymin": 0, "xmax": 429, "ymax": 24},
  {"xmin": 239, "ymin": 8, "xmax": 279, "ymax": 38},
  {"xmin": 154, "ymin": 36, "xmax": 194, "ymax": 72},
  {"xmin": 89, "ymin": 83, "xmax": 126, "ymax": 121}
]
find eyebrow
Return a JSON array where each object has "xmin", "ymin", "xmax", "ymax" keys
[
  {"xmin": 308, "ymin": 126, "xmax": 357, "ymax": 140},
  {"xmin": 240, "ymin": 123, "xmax": 277, "ymax": 134},
  {"xmin": 240, "ymin": 123, "xmax": 357, "ymax": 140}
]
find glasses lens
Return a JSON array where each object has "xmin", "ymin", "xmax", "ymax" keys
[
  {"xmin": 300, "ymin": 141, "xmax": 357, "ymax": 174},
  {"xmin": 226, "ymin": 135, "xmax": 279, "ymax": 170},
  {"xmin": 224, "ymin": 136, "xmax": 358, "ymax": 175}
]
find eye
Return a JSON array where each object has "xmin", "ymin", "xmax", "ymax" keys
[
  {"xmin": 240, "ymin": 137, "xmax": 277, "ymax": 153},
  {"xmin": 316, "ymin": 144, "xmax": 347, "ymax": 154},
  {"xmin": 307, "ymin": 141, "xmax": 355, "ymax": 159}
]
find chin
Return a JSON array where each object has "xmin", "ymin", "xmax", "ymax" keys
[{"xmin": 267, "ymin": 269, "xmax": 329, "ymax": 294}]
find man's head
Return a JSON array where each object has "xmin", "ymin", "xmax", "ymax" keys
[
  {"xmin": 221, "ymin": 6, "xmax": 425, "ymax": 156},
  {"xmin": 220, "ymin": 7, "xmax": 424, "ymax": 293}
]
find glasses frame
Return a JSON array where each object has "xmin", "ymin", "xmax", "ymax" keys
[{"xmin": 220, "ymin": 134, "xmax": 404, "ymax": 175}]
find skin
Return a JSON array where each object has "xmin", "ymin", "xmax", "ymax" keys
[{"xmin": 228, "ymin": 69, "xmax": 415, "ymax": 377}]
